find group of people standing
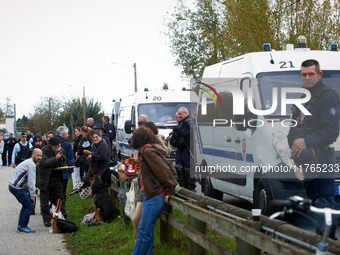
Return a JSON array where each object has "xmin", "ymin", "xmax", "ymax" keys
[{"xmin": 8, "ymin": 116, "xmax": 116, "ymax": 233}]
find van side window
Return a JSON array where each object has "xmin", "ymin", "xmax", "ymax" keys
[
  {"xmin": 241, "ymin": 78, "xmax": 251, "ymax": 113},
  {"xmin": 117, "ymin": 109, "xmax": 125, "ymax": 130},
  {"xmin": 197, "ymin": 93, "xmax": 215, "ymax": 124},
  {"xmin": 131, "ymin": 106, "xmax": 135, "ymax": 126},
  {"xmin": 215, "ymin": 79, "xmax": 236, "ymax": 121}
]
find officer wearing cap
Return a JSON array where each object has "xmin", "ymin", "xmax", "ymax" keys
[{"xmin": 289, "ymin": 59, "xmax": 339, "ymax": 239}]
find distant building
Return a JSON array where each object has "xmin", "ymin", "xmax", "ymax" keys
[{"xmin": 5, "ymin": 116, "xmax": 15, "ymax": 134}]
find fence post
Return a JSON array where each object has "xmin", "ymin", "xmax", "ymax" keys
[
  {"xmin": 109, "ymin": 175, "xmax": 121, "ymax": 209},
  {"xmin": 187, "ymin": 201, "xmax": 207, "ymax": 255},
  {"xmin": 235, "ymin": 220, "xmax": 261, "ymax": 255},
  {"xmin": 159, "ymin": 204, "xmax": 173, "ymax": 243}
]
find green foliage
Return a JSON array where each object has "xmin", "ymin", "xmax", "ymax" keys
[
  {"xmin": 25, "ymin": 96, "xmax": 103, "ymax": 139},
  {"xmin": 60, "ymin": 97, "xmax": 103, "ymax": 141},
  {"xmin": 16, "ymin": 115, "xmax": 29, "ymax": 127},
  {"xmin": 165, "ymin": 0, "xmax": 340, "ymax": 78},
  {"xmin": 164, "ymin": 0, "xmax": 228, "ymax": 78},
  {"xmin": 27, "ymin": 96, "xmax": 63, "ymax": 134},
  {"xmin": 0, "ymin": 108, "xmax": 4, "ymax": 122}
]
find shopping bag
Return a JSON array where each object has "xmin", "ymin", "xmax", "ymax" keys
[
  {"xmin": 56, "ymin": 219, "xmax": 78, "ymax": 233},
  {"xmin": 117, "ymin": 162, "xmax": 130, "ymax": 182},
  {"xmin": 117, "ymin": 155, "xmax": 140, "ymax": 182},
  {"xmin": 124, "ymin": 179, "xmax": 137, "ymax": 219}
]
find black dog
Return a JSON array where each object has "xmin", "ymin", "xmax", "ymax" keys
[{"xmin": 90, "ymin": 174, "xmax": 119, "ymax": 224}]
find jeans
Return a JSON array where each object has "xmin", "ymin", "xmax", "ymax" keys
[
  {"xmin": 9, "ymin": 185, "xmax": 34, "ymax": 228},
  {"xmin": 132, "ymin": 194, "xmax": 167, "ymax": 255}
]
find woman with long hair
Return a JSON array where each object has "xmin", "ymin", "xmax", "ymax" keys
[{"xmin": 130, "ymin": 126, "xmax": 177, "ymax": 255}]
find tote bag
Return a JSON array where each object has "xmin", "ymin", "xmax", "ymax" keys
[{"xmin": 124, "ymin": 178, "xmax": 137, "ymax": 219}]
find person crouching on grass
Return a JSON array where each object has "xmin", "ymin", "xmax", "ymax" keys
[
  {"xmin": 8, "ymin": 148, "xmax": 42, "ymax": 233},
  {"xmin": 130, "ymin": 126, "xmax": 177, "ymax": 255}
]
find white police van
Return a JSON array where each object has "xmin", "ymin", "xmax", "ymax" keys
[
  {"xmin": 113, "ymin": 87, "xmax": 192, "ymax": 161},
  {"xmin": 193, "ymin": 37, "xmax": 340, "ymax": 215}
]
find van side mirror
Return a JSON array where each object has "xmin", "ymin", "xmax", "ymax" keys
[{"xmin": 124, "ymin": 120, "xmax": 135, "ymax": 134}]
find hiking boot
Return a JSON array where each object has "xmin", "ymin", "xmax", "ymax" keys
[{"xmin": 18, "ymin": 226, "xmax": 35, "ymax": 233}]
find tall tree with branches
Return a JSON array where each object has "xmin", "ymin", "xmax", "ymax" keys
[
  {"xmin": 27, "ymin": 96, "xmax": 63, "ymax": 134},
  {"xmin": 165, "ymin": 0, "xmax": 340, "ymax": 79}
]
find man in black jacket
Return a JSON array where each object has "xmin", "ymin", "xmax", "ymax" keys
[
  {"xmin": 6, "ymin": 133, "xmax": 17, "ymax": 166},
  {"xmin": 36, "ymin": 137, "xmax": 68, "ymax": 227},
  {"xmin": 102, "ymin": 116, "xmax": 116, "ymax": 143},
  {"xmin": 172, "ymin": 107, "xmax": 195, "ymax": 191},
  {"xmin": 290, "ymin": 59, "xmax": 339, "ymax": 239}
]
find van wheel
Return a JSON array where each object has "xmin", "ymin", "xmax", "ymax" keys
[
  {"xmin": 254, "ymin": 178, "xmax": 273, "ymax": 216},
  {"xmin": 204, "ymin": 178, "xmax": 223, "ymax": 201}
]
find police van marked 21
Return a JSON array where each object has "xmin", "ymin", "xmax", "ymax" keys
[
  {"xmin": 112, "ymin": 87, "xmax": 191, "ymax": 161},
  {"xmin": 193, "ymin": 38, "xmax": 340, "ymax": 215}
]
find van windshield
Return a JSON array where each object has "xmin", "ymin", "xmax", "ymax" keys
[
  {"xmin": 138, "ymin": 103, "xmax": 192, "ymax": 128},
  {"xmin": 257, "ymin": 71, "xmax": 340, "ymax": 120}
]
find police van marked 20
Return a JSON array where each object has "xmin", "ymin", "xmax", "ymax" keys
[
  {"xmin": 192, "ymin": 39, "xmax": 340, "ymax": 215},
  {"xmin": 113, "ymin": 87, "xmax": 191, "ymax": 161}
]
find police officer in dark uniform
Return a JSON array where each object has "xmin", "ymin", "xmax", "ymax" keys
[
  {"xmin": 102, "ymin": 116, "xmax": 116, "ymax": 144},
  {"xmin": 11, "ymin": 132, "xmax": 33, "ymax": 168},
  {"xmin": 6, "ymin": 133, "xmax": 17, "ymax": 166},
  {"xmin": 289, "ymin": 59, "xmax": 339, "ymax": 239},
  {"xmin": 172, "ymin": 107, "xmax": 195, "ymax": 191}
]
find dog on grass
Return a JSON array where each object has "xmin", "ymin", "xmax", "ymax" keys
[{"xmin": 90, "ymin": 174, "xmax": 119, "ymax": 224}]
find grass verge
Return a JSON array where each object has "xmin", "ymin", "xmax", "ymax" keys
[{"xmin": 64, "ymin": 182, "xmax": 235, "ymax": 254}]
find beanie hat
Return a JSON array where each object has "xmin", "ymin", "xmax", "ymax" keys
[
  {"xmin": 33, "ymin": 135, "xmax": 42, "ymax": 143},
  {"xmin": 49, "ymin": 137, "xmax": 61, "ymax": 146}
]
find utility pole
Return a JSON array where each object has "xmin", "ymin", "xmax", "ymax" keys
[
  {"xmin": 133, "ymin": 62, "xmax": 137, "ymax": 92},
  {"xmin": 83, "ymin": 86, "xmax": 86, "ymax": 126},
  {"xmin": 14, "ymin": 103, "xmax": 17, "ymax": 138}
]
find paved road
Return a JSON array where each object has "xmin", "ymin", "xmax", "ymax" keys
[{"xmin": 0, "ymin": 165, "xmax": 70, "ymax": 255}]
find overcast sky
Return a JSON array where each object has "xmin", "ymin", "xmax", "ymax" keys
[{"xmin": 0, "ymin": 0, "xmax": 191, "ymax": 118}]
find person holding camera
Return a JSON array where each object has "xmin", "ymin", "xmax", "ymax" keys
[{"xmin": 289, "ymin": 59, "xmax": 339, "ymax": 239}]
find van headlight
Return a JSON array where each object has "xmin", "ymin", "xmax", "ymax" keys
[{"xmin": 272, "ymin": 131, "xmax": 292, "ymax": 167}]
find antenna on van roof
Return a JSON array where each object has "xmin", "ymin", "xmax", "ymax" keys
[
  {"xmin": 263, "ymin": 43, "xmax": 274, "ymax": 64},
  {"xmin": 144, "ymin": 88, "xmax": 149, "ymax": 99}
]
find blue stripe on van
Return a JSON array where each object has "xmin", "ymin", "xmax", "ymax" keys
[
  {"xmin": 119, "ymin": 142, "xmax": 131, "ymax": 150},
  {"xmin": 196, "ymin": 127, "xmax": 254, "ymax": 163}
]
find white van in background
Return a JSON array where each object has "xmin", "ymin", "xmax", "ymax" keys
[
  {"xmin": 193, "ymin": 38, "xmax": 340, "ymax": 215},
  {"xmin": 113, "ymin": 87, "xmax": 192, "ymax": 161}
]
